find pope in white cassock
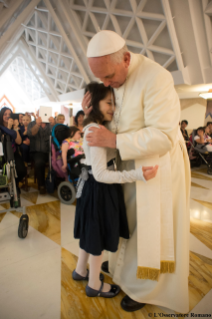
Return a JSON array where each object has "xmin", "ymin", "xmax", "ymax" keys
[{"xmin": 83, "ymin": 30, "xmax": 190, "ymax": 313}]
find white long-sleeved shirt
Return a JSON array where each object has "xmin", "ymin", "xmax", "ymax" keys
[{"xmin": 83, "ymin": 123, "xmax": 145, "ymax": 184}]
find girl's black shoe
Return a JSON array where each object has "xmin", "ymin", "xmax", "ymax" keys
[
  {"xmin": 85, "ymin": 281, "xmax": 120, "ymax": 298},
  {"xmin": 72, "ymin": 269, "xmax": 104, "ymax": 281}
]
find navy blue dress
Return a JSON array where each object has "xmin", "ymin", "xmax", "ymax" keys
[{"xmin": 74, "ymin": 170, "xmax": 129, "ymax": 256}]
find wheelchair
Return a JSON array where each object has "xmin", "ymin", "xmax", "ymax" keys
[{"xmin": 0, "ymin": 131, "xmax": 29, "ymax": 238}]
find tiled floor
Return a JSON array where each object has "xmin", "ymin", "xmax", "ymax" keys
[{"xmin": 0, "ymin": 171, "xmax": 212, "ymax": 318}]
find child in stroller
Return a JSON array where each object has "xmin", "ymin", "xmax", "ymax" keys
[
  {"xmin": 194, "ymin": 126, "xmax": 212, "ymax": 152},
  {"xmin": 189, "ymin": 126, "xmax": 212, "ymax": 174},
  {"xmin": 51, "ymin": 124, "xmax": 85, "ymax": 204},
  {"xmin": 61, "ymin": 126, "xmax": 83, "ymax": 174}
]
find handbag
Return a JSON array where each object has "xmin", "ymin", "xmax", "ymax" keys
[
  {"xmin": 45, "ymin": 136, "xmax": 56, "ymax": 194},
  {"xmin": 45, "ymin": 168, "xmax": 55, "ymax": 193}
]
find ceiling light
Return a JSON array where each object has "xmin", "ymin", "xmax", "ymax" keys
[{"xmin": 199, "ymin": 89, "xmax": 212, "ymax": 99}]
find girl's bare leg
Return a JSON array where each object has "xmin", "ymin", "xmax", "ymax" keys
[
  {"xmin": 89, "ymin": 252, "xmax": 111, "ymax": 292},
  {"xmin": 75, "ymin": 248, "xmax": 90, "ymax": 277}
]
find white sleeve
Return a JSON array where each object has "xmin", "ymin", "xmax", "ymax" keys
[
  {"xmin": 90, "ymin": 145, "xmax": 146, "ymax": 184},
  {"xmin": 194, "ymin": 136, "xmax": 200, "ymax": 141}
]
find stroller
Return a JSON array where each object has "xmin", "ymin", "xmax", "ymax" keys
[
  {"xmin": 51, "ymin": 124, "xmax": 85, "ymax": 205},
  {"xmin": 189, "ymin": 129, "xmax": 212, "ymax": 175},
  {"xmin": 0, "ymin": 130, "xmax": 29, "ymax": 238}
]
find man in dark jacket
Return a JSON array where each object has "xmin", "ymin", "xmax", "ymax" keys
[{"xmin": 28, "ymin": 115, "xmax": 55, "ymax": 194}]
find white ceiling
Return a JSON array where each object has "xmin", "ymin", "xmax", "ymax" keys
[{"xmin": 0, "ymin": 0, "xmax": 212, "ymax": 102}]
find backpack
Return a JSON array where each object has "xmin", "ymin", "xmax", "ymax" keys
[{"xmin": 51, "ymin": 124, "xmax": 70, "ymax": 151}]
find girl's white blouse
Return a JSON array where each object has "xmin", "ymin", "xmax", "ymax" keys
[{"xmin": 83, "ymin": 123, "xmax": 145, "ymax": 184}]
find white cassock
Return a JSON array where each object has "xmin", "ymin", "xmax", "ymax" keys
[{"xmin": 108, "ymin": 52, "xmax": 191, "ymax": 313}]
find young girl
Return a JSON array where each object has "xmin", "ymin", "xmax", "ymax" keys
[
  {"xmin": 61, "ymin": 126, "xmax": 83, "ymax": 173},
  {"xmin": 194, "ymin": 126, "xmax": 212, "ymax": 151},
  {"xmin": 72, "ymin": 82, "xmax": 158, "ymax": 298},
  {"xmin": 74, "ymin": 110, "xmax": 85, "ymax": 134},
  {"xmin": 56, "ymin": 114, "xmax": 65, "ymax": 124}
]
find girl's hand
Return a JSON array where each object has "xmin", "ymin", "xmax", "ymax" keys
[
  {"xmin": 8, "ymin": 118, "xmax": 13, "ymax": 129},
  {"xmin": 199, "ymin": 131, "xmax": 204, "ymax": 137},
  {"xmin": 62, "ymin": 164, "xmax": 67, "ymax": 173},
  {"xmin": 82, "ymin": 91, "xmax": 92, "ymax": 116},
  {"xmin": 13, "ymin": 119, "xmax": 19, "ymax": 130},
  {"xmin": 143, "ymin": 165, "xmax": 158, "ymax": 181},
  {"xmin": 23, "ymin": 138, "xmax": 30, "ymax": 146}
]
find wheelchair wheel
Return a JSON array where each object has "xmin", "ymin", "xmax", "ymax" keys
[
  {"xmin": 10, "ymin": 196, "xmax": 21, "ymax": 208},
  {"xmin": 58, "ymin": 181, "xmax": 76, "ymax": 205},
  {"xmin": 18, "ymin": 214, "xmax": 29, "ymax": 239},
  {"xmin": 207, "ymin": 167, "xmax": 212, "ymax": 175}
]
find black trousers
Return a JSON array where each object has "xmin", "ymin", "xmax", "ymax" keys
[
  {"xmin": 14, "ymin": 150, "xmax": 27, "ymax": 183},
  {"xmin": 31, "ymin": 152, "xmax": 48, "ymax": 187}
]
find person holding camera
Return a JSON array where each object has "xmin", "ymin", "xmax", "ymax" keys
[
  {"xmin": 0, "ymin": 107, "xmax": 27, "ymax": 191},
  {"xmin": 27, "ymin": 113, "xmax": 55, "ymax": 194}
]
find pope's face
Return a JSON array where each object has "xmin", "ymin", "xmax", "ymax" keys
[{"xmin": 88, "ymin": 52, "xmax": 130, "ymax": 88}]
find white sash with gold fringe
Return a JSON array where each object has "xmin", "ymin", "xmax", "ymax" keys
[{"xmin": 135, "ymin": 152, "xmax": 175, "ymax": 281}]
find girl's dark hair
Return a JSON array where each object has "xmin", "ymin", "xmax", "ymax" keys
[
  {"xmin": 0, "ymin": 107, "xmax": 12, "ymax": 126},
  {"xmin": 197, "ymin": 126, "xmax": 205, "ymax": 132},
  {"xmin": 69, "ymin": 126, "xmax": 80, "ymax": 138},
  {"xmin": 75, "ymin": 110, "xmax": 85, "ymax": 126},
  {"xmin": 83, "ymin": 82, "xmax": 114, "ymax": 127}
]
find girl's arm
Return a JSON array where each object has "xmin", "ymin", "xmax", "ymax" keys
[
  {"xmin": 61, "ymin": 142, "xmax": 69, "ymax": 171},
  {"xmin": 15, "ymin": 130, "xmax": 22, "ymax": 145},
  {"xmin": 90, "ymin": 145, "xmax": 157, "ymax": 184},
  {"xmin": 13, "ymin": 119, "xmax": 22, "ymax": 145},
  {"xmin": 0, "ymin": 125, "xmax": 17, "ymax": 140},
  {"xmin": 195, "ymin": 136, "xmax": 205, "ymax": 144}
]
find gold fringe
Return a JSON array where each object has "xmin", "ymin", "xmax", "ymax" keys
[
  {"xmin": 137, "ymin": 266, "xmax": 160, "ymax": 281},
  {"xmin": 160, "ymin": 260, "xmax": 175, "ymax": 273},
  {"xmin": 136, "ymin": 261, "xmax": 175, "ymax": 281}
]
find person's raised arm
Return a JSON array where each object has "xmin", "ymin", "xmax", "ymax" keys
[
  {"xmin": 195, "ymin": 135, "xmax": 204, "ymax": 144},
  {"xmin": 29, "ymin": 117, "xmax": 42, "ymax": 136},
  {"xmin": 13, "ymin": 119, "xmax": 22, "ymax": 145},
  {"xmin": 117, "ymin": 69, "xmax": 180, "ymax": 161}
]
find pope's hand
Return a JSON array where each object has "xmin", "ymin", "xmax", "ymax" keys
[
  {"xmin": 82, "ymin": 91, "xmax": 92, "ymax": 116},
  {"xmin": 86, "ymin": 125, "xmax": 116, "ymax": 148},
  {"xmin": 142, "ymin": 165, "xmax": 158, "ymax": 181}
]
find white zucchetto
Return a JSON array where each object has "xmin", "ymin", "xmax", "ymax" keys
[{"xmin": 86, "ymin": 30, "xmax": 126, "ymax": 58}]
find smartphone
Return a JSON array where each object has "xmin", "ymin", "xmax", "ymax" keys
[{"xmin": 9, "ymin": 113, "xmax": 19, "ymax": 121}]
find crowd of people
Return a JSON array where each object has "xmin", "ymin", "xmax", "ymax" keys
[
  {"xmin": 0, "ymin": 107, "xmax": 85, "ymax": 195},
  {"xmin": 180, "ymin": 119, "xmax": 212, "ymax": 154}
]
